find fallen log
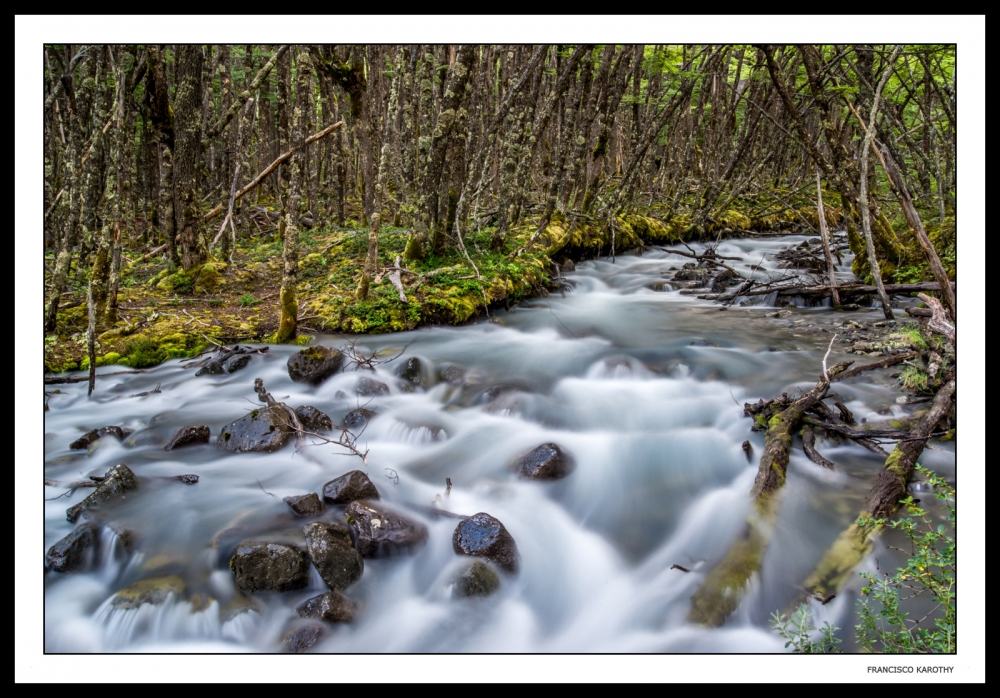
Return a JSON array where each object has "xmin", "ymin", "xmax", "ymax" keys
[
  {"xmin": 688, "ymin": 362, "xmax": 850, "ymax": 626},
  {"xmin": 802, "ymin": 379, "xmax": 955, "ymax": 599},
  {"xmin": 832, "ymin": 352, "xmax": 916, "ymax": 382},
  {"xmin": 735, "ymin": 281, "xmax": 954, "ymax": 300},
  {"xmin": 44, "ymin": 369, "xmax": 148, "ymax": 385},
  {"xmin": 917, "ymin": 292, "xmax": 956, "ymax": 344}
]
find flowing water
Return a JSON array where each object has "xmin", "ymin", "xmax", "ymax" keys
[{"xmin": 42, "ymin": 233, "xmax": 955, "ymax": 653}]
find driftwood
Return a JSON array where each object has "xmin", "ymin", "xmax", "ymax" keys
[
  {"xmin": 736, "ymin": 280, "xmax": 953, "ymax": 300},
  {"xmin": 45, "ymin": 369, "xmax": 148, "ymax": 385},
  {"xmin": 905, "ymin": 307, "xmax": 933, "ymax": 318},
  {"xmin": 807, "ymin": 401, "xmax": 888, "ymax": 457},
  {"xmin": 803, "ymin": 379, "xmax": 956, "ymax": 599},
  {"xmin": 917, "ymin": 292, "xmax": 956, "ymax": 344},
  {"xmin": 833, "ymin": 352, "xmax": 916, "ymax": 382},
  {"xmin": 688, "ymin": 362, "xmax": 850, "ymax": 626},
  {"xmin": 800, "ymin": 425, "xmax": 836, "ymax": 469}
]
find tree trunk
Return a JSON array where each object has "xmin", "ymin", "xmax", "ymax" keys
[{"xmin": 173, "ymin": 45, "xmax": 207, "ymax": 270}]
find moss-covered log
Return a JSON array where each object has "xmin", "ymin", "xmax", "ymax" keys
[
  {"xmin": 803, "ymin": 378, "xmax": 955, "ymax": 599},
  {"xmin": 688, "ymin": 362, "xmax": 850, "ymax": 626}
]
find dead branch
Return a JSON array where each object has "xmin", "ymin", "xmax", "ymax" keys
[
  {"xmin": 833, "ymin": 352, "xmax": 917, "ymax": 381},
  {"xmin": 916, "ymin": 292, "xmax": 956, "ymax": 343},
  {"xmin": 801, "ymin": 425, "xmax": 836, "ymax": 469}
]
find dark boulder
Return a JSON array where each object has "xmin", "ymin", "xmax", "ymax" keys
[
  {"xmin": 224, "ymin": 354, "xmax": 251, "ymax": 373},
  {"xmin": 284, "ymin": 493, "xmax": 324, "ymax": 517},
  {"xmin": 297, "ymin": 591, "xmax": 357, "ymax": 623},
  {"xmin": 454, "ymin": 560, "xmax": 501, "ymax": 598},
  {"xmin": 217, "ymin": 407, "xmax": 292, "ymax": 453},
  {"xmin": 323, "ymin": 471, "xmax": 379, "ymax": 505},
  {"xmin": 294, "ymin": 406, "xmax": 332, "ymax": 432},
  {"xmin": 344, "ymin": 408, "xmax": 375, "ymax": 431},
  {"xmin": 452, "ymin": 512, "xmax": 519, "ymax": 573},
  {"xmin": 195, "ymin": 360, "xmax": 225, "ymax": 376},
  {"xmin": 229, "ymin": 541, "xmax": 311, "ymax": 593},
  {"xmin": 673, "ymin": 269, "xmax": 704, "ymax": 282},
  {"xmin": 69, "ymin": 426, "xmax": 133, "ymax": 450},
  {"xmin": 395, "ymin": 357, "xmax": 425, "ymax": 388},
  {"xmin": 287, "ymin": 345, "xmax": 344, "ymax": 385},
  {"xmin": 302, "ymin": 522, "xmax": 363, "ymax": 591},
  {"xmin": 511, "ymin": 443, "xmax": 575, "ymax": 480},
  {"xmin": 561, "ymin": 259, "xmax": 576, "ymax": 272},
  {"xmin": 355, "ymin": 377, "xmax": 390, "ymax": 397},
  {"xmin": 46, "ymin": 522, "xmax": 100, "ymax": 573},
  {"xmin": 66, "ymin": 464, "xmax": 139, "ymax": 523},
  {"xmin": 283, "ymin": 624, "xmax": 324, "ymax": 653},
  {"xmin": 344, "ymin": 501, "xmax": 429, "ymax": 558},
  {"xmin": 164, "ymin": 425, "xmax": 210, "ymax": 451}
]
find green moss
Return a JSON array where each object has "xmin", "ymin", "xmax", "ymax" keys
[
  {"xmin": 295, "ymin": 334, "xmax": 312, "ymax": 346},
  {"xmin": 899, "ymin": 365, "xmax": 929, "ymax": 392}
]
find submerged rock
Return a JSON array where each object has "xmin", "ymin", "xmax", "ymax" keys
[
  {"xmin": 452, "ymin": 513, "xmax": 519, "ymax": 573},
  {"xmin": 217, "ymin": 407, "xmax": 292, "ymax": 453},
  {"xmin": 453, "ymin": 560, "xmax": 501, "ymax": 598},
  {"xmin": 395, "ymin": 357, "xmax": 425, "ymax": 388},
  {"xmin": 69, "ymin": 426, "xmax": 133, "ymax": 450},
  {"xmin": 294, "ymin": 406, "xmax": 333, "ymax": 432},
  {"xmin": 171, "ymin": 474, "xmax": 200, "ymax": 484},
  {"xmin": 287, "ymin": 345, "xmax": 344, "ymax": 385},
  {"xmin": 344, "ymin": 408, "xmax": 376, "ymax": 431},
  {"xmin": 224, "ymin": 354, "xmax": 251, "ymax": 373},
  {"xmin": 355, "ymin": 377, "xmax": 390, "ymax": 397},
  {"xmin": 194, "ymin": 360, "xmax": 225, "ymax": 376},
  {"xmin": 438, "ymin": 364, "xmax": 466, "ymax": 386},
  {"xmin": 302, "ymin": 522, "xmax": 363, "ymax": 591},
  {"xmin": 284, "ymin": 493, "xmax": 324, "ymax": 517},
  {"xmin": 511, "ymin": 443, "xmax": 575, "ymax": 480},
  {"xmin": 229, "ymin": 541, "xmax": 310, "ymax": 593},
  {"xmin": 343, "ymin": 501, "xmax": 428, "ymax": 558},
  {"xmin": 323, "ymin": 471, "xmax": 379, "ymax": 505},
  {"xmin": 283, "ymin": 624, "xmax": 324, "ymax": 653},
  {"xmin": 297, "ymin": 591, "xmax": 357, "ymax": 623},
  {"xmin": 66, "ymin": 464, "xmax": 139, "ymax": 523},
  {"xmin": 46, "ymin": 522, "xmax": 100, "ymax": 573},
  {"xmin": 110, "ymin": 574, "xmax": 186, "ymax": 610},
  {"xmin": 163, "ymin": 425, "xmax": 210, "ymax": 451}
]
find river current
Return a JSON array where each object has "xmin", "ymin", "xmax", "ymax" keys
[{"xmin": 41, "ymin": 233, "xmax": 956, "ymax": 654}]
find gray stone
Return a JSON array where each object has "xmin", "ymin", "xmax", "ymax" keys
[
  {"xmin": 323, "ymin": 471, "xmax": 379, "ymax": 505},
  {"xmin": 344, "ymin": 408, "xmax": 375, "ymax": 431},
  {"xmin": 217, "ymin": 407, "xmax": 292, "ymax": 453},
  {"xmin": 69, "ymin": 426, "xmax": 133, "ymax": 450},
  {"xmin": 395, "ymin": 357, "xmax": 425, "ymax": 388},
  {"xmin": 344, "ymin": 501, "xmax": 428, "ymax": 558},
  {"xmin": 297, "ymin": 591, "xmax": 357, "ymax": 623},
  {"xmin": 294, "ymin": 406, "xmax": 332, "ymax": 432},
  {"xmin": 164, "ymin": 425, "xmax": 210, "ymax": 451},
  {"xmin": 284, "ymin": 493, "xmax": 324, "ymax": 517},
  {"xmin": 512, "ymin": 443, "xmax": 575, "ymax": 480},
  {"xmin": 66, "ymin": 464, "xmax": 139, "ymax": 523},
  {"xmin": 355, "ymin": 377, "xmax": 390, "ymax": 397},
  {"xmin": 283, "ymin": 624, "xmax": 324, "ymax": 653},
  {"xmin": 452, "ymin": 512, "xmax": 519, "ymax": 573},
  {"xmin": 229, "ymin": 541, "xmax": 311, "ymax": 593},
  {"xmin": 224, "ymin": 354, "xmax": 251, "ymax": 373}
]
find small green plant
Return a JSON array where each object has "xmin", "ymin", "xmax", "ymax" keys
[
  {"xmin": 238, "ymin": 294, "xmax": 259, "ymax": 307},
  {"xmin": 899, "ymin": 365, "xmax": 929, "ymax": 392},
  {"xmin": 854, "ymin": 467, "xmax": 955, "ymax": 653},
  {"xmin": 771, "ymin": 605, "xmax": 843, "ymax": 653},
  {"xmin": 771, "ymin": 466, "xmax": 955, "ymax": 653}
]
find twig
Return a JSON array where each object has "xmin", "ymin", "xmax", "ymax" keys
[
  {"xmin": 822, "ymin": 334, "xmax": 837, "ymax": 383},
  {"xmin": 670, "ymin": 564, "xmax": 692, "ymax": 573},
  {"xmin": 385, "ymin": 468, "xmax": 399, "ymax": 485},
  {"xmin": 256, "ymin": 480, "xmax": 279, "ymax": 501}
]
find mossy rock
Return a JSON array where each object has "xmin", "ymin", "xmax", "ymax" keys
[{"xmin": 111, "ymin": 574, "xmax": 186, "ymax": 610}]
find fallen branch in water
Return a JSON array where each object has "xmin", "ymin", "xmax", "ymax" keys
[{"xmin": 45, "ymin": 369, "xmax": 148, "ymax": 385}]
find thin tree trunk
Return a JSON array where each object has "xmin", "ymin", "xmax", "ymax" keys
[{"xmin": 816, "ymin": 170, "xmax": 841, "ymax": 308}]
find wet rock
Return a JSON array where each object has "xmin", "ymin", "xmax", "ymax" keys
[
  {"xmin": 302, "ymin": 522, "xmax": 363, "ymax": 590},
  {"xmin": 323, "ymin": 470, "xmax": 380, "ymax": 505},
  {"xmin": 230, "ymin": 541, "xmax": 311, "ymax": 593},
  {"xmin": 217, "ymin": 407, "xmax": 292, "ymax": 453},
  {"xmin": 438, "ymin": 364, "xmax": 466, "ymax": 386},
  {"xmin": 224, "ymin": 354, "xmax": 251, "ymax": 373},
  {"xmin": 283, "ymin": 624, "xmax": 324, "ymax": 653},
  {"xmin": 355, "ymin": 377, "xmax": 390, "ymax": 397},
  {"xmin": 163, "ymin": 425, "xmax": 210, "ymax": 451},
  {"xmin": 294, "ymin": 406, "xmax": 332, "ymax": 432},
  {"xmin": 46, "ymin": 522, "xmax": 100, "ymax": 573},
  {"xmin": 689, "ymin": 339, "xmax": 721, "ymax": 347},
  {"xmin": 107, "ymin": 522, "xmax": 138, "ymax": 554},
  {"xmin": 511, "ymin": 443, "xmax": 574, "ymax": 480},
  {"xmin": 66, "ymin": 464, "xmax": 139, "ymax": 523},
  {"xmin": 454, "ymin": 560, "xmax": 501, "ymax": 598},
  {"xmin": 682, "ymin": 262, "xmax": 696, "ymax": 270},
  {"xmin": 284, "ymin": 493, "xmax": 324, "ymax": 517},
  {"xmin": 452, "ymin": 512, "xmax": 519, "ymax": 573},
  {"xmin": 110, "ymin": 574, "xmax": 186, "ymax": 610},
  {"xmin": 220, "ymin": 594, "xmax": 261, "ymax": 622},
  {"xmin": 195, "ymin": 360, "xmax": 225, "ymax": 376},
  {"xmin": 561, "ymin": 259, "xmax": 576, "ymax": 272},
  {"xmin": 69, "ymin": 426, "xmax": 133, "ymax": 450},
  {"xmin": 287, "ymin": 345, "xmax": 344, "ymax": 385},
  {"xmin": 171, "ymin": 474, "xmax": 200, "ymax": 484},
  {"xmin": 395, "ymin": 357, "xmax": 425, "ymax": 388},
  {"xmin": 476, "ymin": 385, "xmax": 516, "ymax": 405},
  {"xmin": 673, "ymin": 269, "xmax": 703, "ymax": 281},
  {"xmin": 297, "ymin": 591, "xmax": 357, "ymax": 623},
  {"xmin": 344, "ymin": 501, "xmax": 429, "ymax": 558},
  {"xmin": 344, "ymin": 408, "xmax": 375, "ymax": 431}
]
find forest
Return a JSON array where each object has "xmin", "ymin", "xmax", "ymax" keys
[{"xmin": 38, "ymin": 41, "xmax": 964, "ymax": 660}]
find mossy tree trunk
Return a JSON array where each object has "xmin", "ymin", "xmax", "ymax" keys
[
  {"xmin": 173, "ymin": 45, "xmax": 207, "ymax": 271},
  {"xmin": 688, "ymin": 363, "xmax": 850, "ymax": 627},
  {"xmin": 803, "ymin": 379, "xmax": 955, "ymax": 599},
  {"xmin": 276, "ymin": 48, "xmax": 311, "ymax": 344}
]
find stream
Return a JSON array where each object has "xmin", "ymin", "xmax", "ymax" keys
[{"xmin": 42, "ymin": 233, "xmax": 956, "ymax": 653}]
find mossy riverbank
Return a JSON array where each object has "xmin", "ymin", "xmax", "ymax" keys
[{"xmin": 44, "ymin": 203, "xmax": 848, "ymax": 374}]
